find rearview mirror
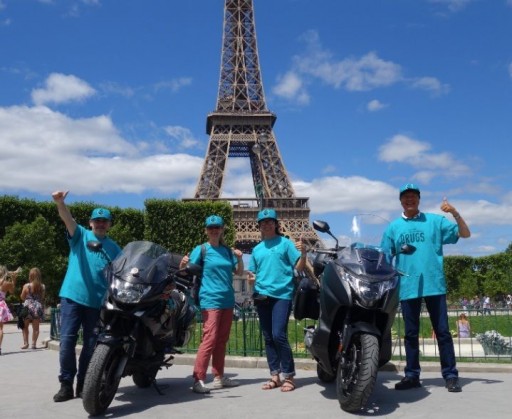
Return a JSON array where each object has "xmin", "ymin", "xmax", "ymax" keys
[
  {"xmin": 87, "ymin": 240, "xmax": 103, "ymax": 252},
  {"xmin": 399, "ymin": 244, "xmax": 416, "ymax": 255},
  {"xmin": 312, "ymin": 220, "xmax": 330, "ymax": 233}
]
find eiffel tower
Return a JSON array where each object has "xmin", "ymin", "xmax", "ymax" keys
[{"xmin": 187, "ymin": 0, "xmax": 319, "ymax": 253}]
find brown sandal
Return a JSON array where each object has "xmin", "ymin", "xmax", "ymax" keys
[
  {"xmin": 281, "ymin": 378, "xmax": 296, "ymax": 392},
  {"xmin": 262, "ymin": 378, "xmax": 281, "ymax": 390},
  {"xmin": 21, "ymin": 344, "xmax": 29, "ymax": 350}
]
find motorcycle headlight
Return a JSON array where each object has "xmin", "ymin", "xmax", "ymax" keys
[
  {"xmin": 111, "ymin": 278, "xmax": 152, "ymax": 304},
  {"xmin": 341, "ymin": 270, "xmax": 397, "ymax": 308}
]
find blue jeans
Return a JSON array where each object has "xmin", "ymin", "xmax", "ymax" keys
[
  {"xmin": 59, "ymin": 298, "xmax": 100, "ymax": 385},
  {"xmin": 256, "ymin": 298, "xmax": 295, "ymax": 379},
  {"xmin": 401, "ymin": 295, "xmax": 458, "ymax": 380}
]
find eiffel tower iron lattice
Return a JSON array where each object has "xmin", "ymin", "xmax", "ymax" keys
[{"xmin": 186, "ymin": 0, "xmax": 320, "ymax": 253}]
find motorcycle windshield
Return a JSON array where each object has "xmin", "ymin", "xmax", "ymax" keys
[
  {"xmin": 110, "ymin": 241, "xmax": 171, "ymax": 285},
  {"xmin": 338, "ymin": 243, "xmax": 396, "ymax": 281}
]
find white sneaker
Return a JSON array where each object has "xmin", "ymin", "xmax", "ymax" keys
[
  {"xmin": 192, "ymin": 380, "xmax": 211, "ymax": 394},
  {"xmin": 212, "ymin": 376, "xmax": 240, "ymax": 389}
]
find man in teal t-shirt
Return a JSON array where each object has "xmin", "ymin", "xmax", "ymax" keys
[
  {"xmin": 51, "ymin": 191, "xmax": 121, "ymax": 403},
  {"xmin": 381, "ymin": 184, "xmax": 470, "ymax": 393}
]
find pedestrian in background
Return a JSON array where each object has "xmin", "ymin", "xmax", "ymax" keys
[
  {"xmin": 0, "ymin": 266, "xmax": 22, "ymax": 356},
  {"xmin": 483, "ymin": 295, "xmax": 491, "ymax": 315},
  {"xmin": 456, "ymin": 313, "xmax": 471, "ymax": 338},
  {"xmin": 20, "ymin": 267, "xmax": 46, "ymax": 349},
  {"xmin": 51, "ymin": 191, "xmax": 121, "ymax": 402},
  {"xmin": 247, "ymin": 208, "xmax": 307, "ymax": 393},
  {"xmin": 381, "ymin": 184, "xmax": 470, "ymax": 393},
  {"xmin": 180, "ymin": 215, "xmax": 244, "ymax": 394}
]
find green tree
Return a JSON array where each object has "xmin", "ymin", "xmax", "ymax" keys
[{"xmin": 0, "ymin": 215, "xmax": 66, "ymax": 306}]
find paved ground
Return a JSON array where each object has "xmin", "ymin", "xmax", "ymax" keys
[{"xmin": 1, "ymin": 322, "xmax": 511, "ymax": 418}]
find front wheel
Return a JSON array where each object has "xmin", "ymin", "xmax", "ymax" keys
[
  {"xmin": 82, "ymin": 343, "xmax": 125, "ymax": 416},
  {"xmin": 337, "ymin": 333, "xmax": 379, "ymax": 413}
]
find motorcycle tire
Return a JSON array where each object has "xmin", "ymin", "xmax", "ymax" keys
[
  {"xmin": 316, "ymin": 363, "xmax": 336, "ymax": 383},
  {"xmin": 82, "ymin": 343, "xmax": 125, "ymax": 416},
  {"xmin": 133, "ymin": 370, "xmax": 157, "ymax": 388},
  {"xmin": 337, "ymin": 333, "xmax": 379, "ymax": 413}
]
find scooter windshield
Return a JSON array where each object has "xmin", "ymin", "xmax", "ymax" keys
[
  {"xmin": 110, "ymin": 241, "xmax": 171, "ymax": 285},
  {"xmin": 339, "ymin": 244, "xmax": 396, "ymax": 280},
  {"xmin": 337, "ymin": 214, "xmax": 396, "ymax": 280}
]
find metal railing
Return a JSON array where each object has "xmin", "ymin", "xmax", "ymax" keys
[{"xmin": 49, "ymin": 307, "xmax": 512, "ymax": 362}]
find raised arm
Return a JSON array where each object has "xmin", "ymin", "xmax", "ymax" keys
[{"xmin": 52, "ymin": 191, "xmax": 77, "ymax": 237}]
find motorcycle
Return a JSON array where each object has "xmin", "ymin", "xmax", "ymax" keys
[
  {"xmin": 81, "ymin": 240, "xmax": 200, "ymax": 416},
  {"xmin": 295, "ymin": 215, "xmax": 415, "ymax": 413}
]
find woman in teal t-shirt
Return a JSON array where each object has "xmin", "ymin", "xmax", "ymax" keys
[
  {"xmin": 180, "ymin": 215, "xmax": 244, "ymax": 394},
  {"xmin": 248, "ymin": 208, "xmax": 307, "ymax": 393}
]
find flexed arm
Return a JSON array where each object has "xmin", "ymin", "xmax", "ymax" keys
[{"xmin": 440, "ymin": 197, "xmax": 470, "ymax": 239}]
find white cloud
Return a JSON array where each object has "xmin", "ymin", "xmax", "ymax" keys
[
  {"xmin": 367, "ymin": 99, "xmax": 387, "ymax": 112},
  {"xmin": 154, "ymin": 78, "xmax": 192, "ymax": 93},
  {"xmin": 0, "ymin": 104, "xmax": 202, "ymax": 196},
  {"xmin": 273, "ymin": 30, "xmax": 449, "ymax": 105},
  {"xmin": 164, "ymin": 125, "xmax": 201, "ymax": 149},
  {"xmin": 410, "ymin": 76, "xmax": 450, "ymax": 95},
  {"xmin": 378, "ymin": 134, "xmax": 471, "ymax": 181},
  {"xmin": 296, "ymin": 41, "xmax": 403, "ymax": 91},
  {"xmin": 272, "ymin": 71, "xmax": 310, "ymax": 104},
  {"xmin": 428, "ymin": 0, "xmax": 473, "ymax": 12},
  {"xmin": 32, "ymin": 73, "xmax": 96, "ymax": 106},
  {"xmin": 294, "ymin": 176, "xmax": 397, "ymax": 214}
]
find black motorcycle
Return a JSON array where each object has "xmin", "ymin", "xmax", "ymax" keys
[
  {"xmin": 82, "ymin": 240, "xmax": 199, "ymax": 416},
  {"xmin": 295, "ymin": 217, "xmax": 414, "ymax": 412}
]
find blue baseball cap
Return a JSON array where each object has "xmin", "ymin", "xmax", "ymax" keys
[
  {"xmin": 399, "ymin": 183, "xmax": 421, "ymax": 199},
  {"xmin": 205, "ymin": 215, "xmax": 224, "ymax": 227},
  {"xmin": 257, "ymin": 208, "xmax": 278, "ymax": 223},
  {"xmin": 90, "ymin": 207, "xmax": 112, "ymax": 220}
]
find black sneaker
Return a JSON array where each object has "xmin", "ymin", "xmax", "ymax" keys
[
  {"xmin": 445, "ymin": 377, "xmax": 462, "ymax": 392},
  {"xmin": 76, "ymin": 381, "xmax": 84, "ymax": 398},
  {"xmin": 53, "ymin": 381, "xmax": 74, "ymax": 402},
  {"xmin": 395, "ymin": 376, "xmax": 421, "ymax": 390}
]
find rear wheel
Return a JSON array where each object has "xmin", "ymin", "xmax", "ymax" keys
[
  {"xmin": 337, "ymin": 333, "xmax": 379, "ymax": 412},
  {"xmin": 82, "ymin": 344, "xmax": 125, "ymax": 416}
]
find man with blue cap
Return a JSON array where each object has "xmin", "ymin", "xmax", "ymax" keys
[
  {"xmin": 51, "ymin": 191, "xmax": 121, "ymax": 402},
  {"xmin": 381, "ymin": 183, "xmax": 470, "ymax": 393},
  {"xmin": 248, "ymin": 208, "xmax": 307, "ymax": 392}
]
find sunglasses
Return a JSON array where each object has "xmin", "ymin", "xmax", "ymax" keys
[{"xmin": 207, "ymin": 226, "xmax": 222, "ymax": 230}]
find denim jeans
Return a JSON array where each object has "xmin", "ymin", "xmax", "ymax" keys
[
  {"xmin": 58, "ymin": 298, "xmax": 100, "ymax": 385},
  {"xmin": 401, "ymin": 294, "xmax": 458, "ymax": 380},
  {"xmin": 256, "ymin": 298, "xmax": 295, "ymax": 378}
]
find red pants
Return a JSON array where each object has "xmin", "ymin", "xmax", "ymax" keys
[{"xmin": 193, "ymin": 308, "xmax": 233, "ymax": 381}]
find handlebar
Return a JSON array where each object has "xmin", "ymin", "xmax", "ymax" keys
[{"xmin": 310, "ymin": 248, "xmax": 338, "ymax": 256}]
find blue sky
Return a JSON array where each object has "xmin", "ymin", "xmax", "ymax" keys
[{"xmin": 1, "ymin": 0, "xmax": 512, "ymax": 257}]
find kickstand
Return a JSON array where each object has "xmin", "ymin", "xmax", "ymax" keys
[{"xmin": 152, "ymin": 379, "xmax": 165, "ymax": 395}]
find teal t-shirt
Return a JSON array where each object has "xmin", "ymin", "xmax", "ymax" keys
[
  {"xmin": 380, "ymin": 212, "xmax": 459, "ymax": 301},
  {"xmin": 189, "ymin": 243, "xmax": 237, "ymax": 310},
  {"xmin": 248, "ymin": 235, "xmax": 301, "ymax": 300},
  {"xmin": 59, "ymin": 225, "xmax": 122, "ymax": 309}
]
